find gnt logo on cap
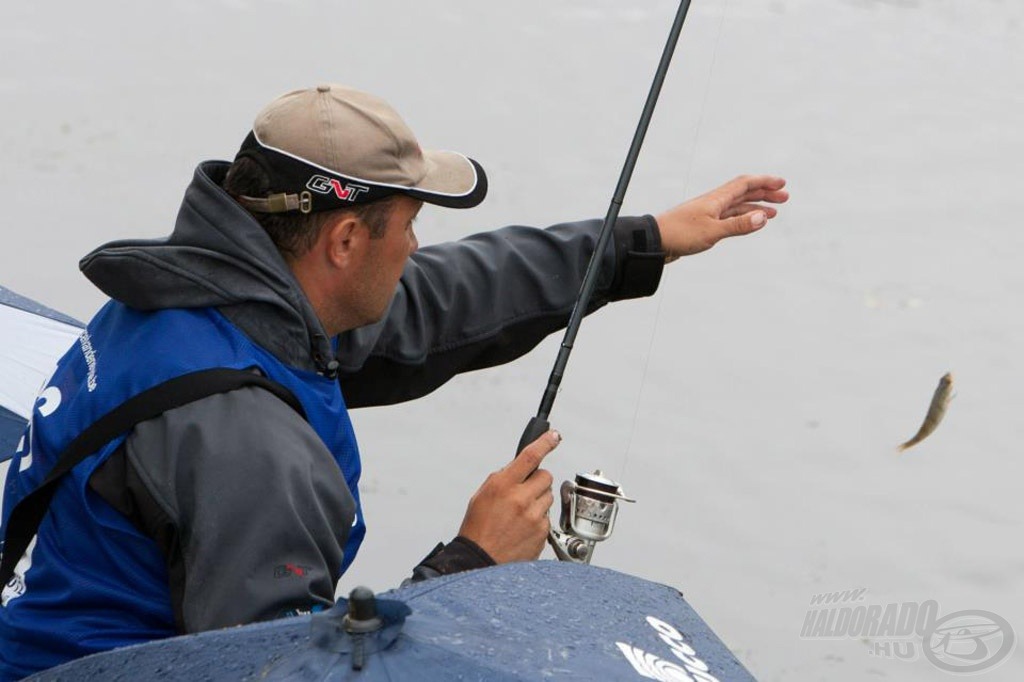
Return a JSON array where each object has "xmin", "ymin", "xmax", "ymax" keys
[{"xmin": 305, "ymin": 176, "xmax": 369, "ymax": 203}]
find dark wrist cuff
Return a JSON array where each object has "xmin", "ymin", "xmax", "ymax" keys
[
  {"xmin": 609, "ymin": 215, "xmax": 665, "ymax": 301},
  {"xmin": 424, "ymin": 536, "xmax": 496, "ymax": 574},
  {"xmin": 408, "ymin": 536, "xmax": 496, "ymax": 584}
]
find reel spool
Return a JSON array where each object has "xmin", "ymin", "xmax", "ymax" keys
[{"xmin": 549, "ymin": 470, "xmax": 635, "ymax": 564}]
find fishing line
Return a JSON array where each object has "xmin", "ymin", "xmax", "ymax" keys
[{"xmin": 617, "ymin": 0, "xmax": 732, "ymax": 483}]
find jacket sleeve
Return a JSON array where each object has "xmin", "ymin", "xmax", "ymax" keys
[
  {"xmin": 91, "ymin": 386, "xmax": 355, "ymax": 634},
  {"xmin": 336, "ymin": 215, "xmax": 664, "ymax": 407},
  {"xmin": 403, "ymin": 535, "xmax": 496, "ymax": 585}
]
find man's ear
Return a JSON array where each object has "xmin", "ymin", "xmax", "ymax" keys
[{"xmin": 323, "ymin": 214, "xmax": 365, "ymax": 268}]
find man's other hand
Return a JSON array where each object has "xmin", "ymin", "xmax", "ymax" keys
[
  {"xmin": 657, "ymin": 174, "xmax": 789, "ymax": 261},
  {"xmin": 457, "ymin": 431, "xmax": 561, "ymax": 564}
]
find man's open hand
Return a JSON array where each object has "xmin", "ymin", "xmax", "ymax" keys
[
  {"xmin": 657, "ymin": 175, "xmax": 789, "ymax": 261},
  {"xmin": 457, "ymin": 431, "xmax": 561, "ymax": 564}
]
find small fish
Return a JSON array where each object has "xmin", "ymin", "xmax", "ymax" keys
[{"xmin": 899, "ymin": 372, "xmax": 954, "ymax": 452}]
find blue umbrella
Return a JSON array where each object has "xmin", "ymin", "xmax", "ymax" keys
[
  {"xmin": 0, "ymin": 286, "xmax": 83, "ymax": 460},
  {"xmin": 30, "ymin": 561, "xmax": 757, "ymax": 681}
]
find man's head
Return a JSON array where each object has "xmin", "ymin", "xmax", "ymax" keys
[{"xmin": 223, "ymin": 84, "xmax": 487, "ymax": 333}]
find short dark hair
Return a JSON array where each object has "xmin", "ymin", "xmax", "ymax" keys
[{"xmin": 223, "ymin": 156, "xmax": 396, "ymax": 260}]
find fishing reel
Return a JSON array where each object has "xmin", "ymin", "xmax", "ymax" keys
[{"xmin": 549, "ymin": 470, "xmax": 635, "ymax": 564}]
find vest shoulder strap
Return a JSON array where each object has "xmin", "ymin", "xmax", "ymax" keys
[{"xmin": 0, "ymin": 367, "xmax": 306, "ymax": 589}]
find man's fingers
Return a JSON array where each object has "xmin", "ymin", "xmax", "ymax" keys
[
  {"xmin": 507, "ymin": 430, "xmax": 561, "ymax": 482},
  {"xmin": 716, "ymin": 175, "xmax": 787, "ymax": 205},
  {"xmin": 522, "ymin": 467, "xmax": 554, "ymax": 498},
  {"xmin": 722, "ymin": 210, "xmax": 769, "ymax": 237},
  {"xmin": 722, "ymin": 203, "xmax": 778, "ymax": 220},
  {"xmin": 529, "ymin": 488, "xmax": 555, "ymax": 521},
  {"xmin": 736, "ymin": 189, "xmax": 789, "ymax": 207},
  {"xmin": 735, "ymin": 188, "xmax": 789, "ymax": 206}
]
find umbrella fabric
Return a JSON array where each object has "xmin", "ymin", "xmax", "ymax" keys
[
  {"xmin": 30, "ymin": 561, "xmax": 757, "ymax": 681},
  {"xmin": 0, "ymin": 286, "xmax": 83, "ymax": 461}
]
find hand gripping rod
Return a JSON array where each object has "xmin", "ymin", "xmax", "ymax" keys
[{"xmin": 516, "ymin": 0, "xmax": 695, "ymax": 455}]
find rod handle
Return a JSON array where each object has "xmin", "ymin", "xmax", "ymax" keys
[{"xmin": 515, "ymin": 416, "xmax": 550, "ymax": 458}]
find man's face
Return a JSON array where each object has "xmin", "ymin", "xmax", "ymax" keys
[{"xmin": 354, "ymin": 195, "xmax": 421, "ymax": 324}]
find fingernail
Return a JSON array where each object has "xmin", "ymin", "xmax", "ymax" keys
[
  {"xmin": 551, "ymin": 431, "xmax": 562, "ymax": 444},
  {"xmin": 752, "ymin": 212, "xmax": 767, "ymax": 228}
]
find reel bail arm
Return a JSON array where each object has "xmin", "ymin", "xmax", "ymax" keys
[{"xmin": 548, "ymin": 470, "xmax": 635, "ymax": 564}]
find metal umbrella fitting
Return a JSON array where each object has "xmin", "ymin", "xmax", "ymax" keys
[{"xmin": 29, "ymin": 562, "xmax": 757, "ymax": 681}]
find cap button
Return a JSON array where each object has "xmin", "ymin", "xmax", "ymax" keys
[{"xmin": 316, "ymin": 84, "xmax": 331, "ymax": 93}]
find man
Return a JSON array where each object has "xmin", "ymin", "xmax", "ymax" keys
[{"xmin": 0, "ymin": 84, "xmax": 787, "ymax": 678}]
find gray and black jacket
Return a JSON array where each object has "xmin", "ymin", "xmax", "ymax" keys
[{"xmin": 80, "ymin": 160, "xmax": 664, "ymax": 634}]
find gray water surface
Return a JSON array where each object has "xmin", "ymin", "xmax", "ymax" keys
[{"xmin": 3, "ymin": 1, "xmax": 1022, "ymax": 679}]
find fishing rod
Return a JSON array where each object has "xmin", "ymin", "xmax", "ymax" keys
[{"xmin": 516, "ymin": 0, "xmax": 695, "ymax": 563}]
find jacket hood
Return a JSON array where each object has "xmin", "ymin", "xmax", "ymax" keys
[{"xmin": 80, "ymin": 161, "xmax": 335, "ymax": 373}]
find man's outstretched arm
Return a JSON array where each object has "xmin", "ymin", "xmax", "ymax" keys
[
  {"xmin": 338, "ymin": 175, "xmax": 788, "ymax": 408},
  {"xmin": 337, "ymin": 214, "xmax": 663, "ymax": 407}
]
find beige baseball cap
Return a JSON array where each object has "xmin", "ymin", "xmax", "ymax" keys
[{"xmin": 233, "ymin": 84, "xmax": 487, "ymax": 214}]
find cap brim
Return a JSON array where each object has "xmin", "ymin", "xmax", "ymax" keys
[{"xmin": 404, "ymin": 151, "xmax": 487, "ymax": 209}]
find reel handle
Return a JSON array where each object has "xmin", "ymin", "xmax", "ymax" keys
[{"xmin": 515, "ymin": 415, "xmax": 550, "ymax": 458}]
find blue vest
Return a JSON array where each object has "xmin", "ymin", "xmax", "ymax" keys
[{"xmin": 0, "ymin": 303, "xmax": 364, "ymax": 679}]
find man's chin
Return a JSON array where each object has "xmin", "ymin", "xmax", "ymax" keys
[{"xmin": 357, "ymin": 302, "xmax": 392, "ymax": 328}]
